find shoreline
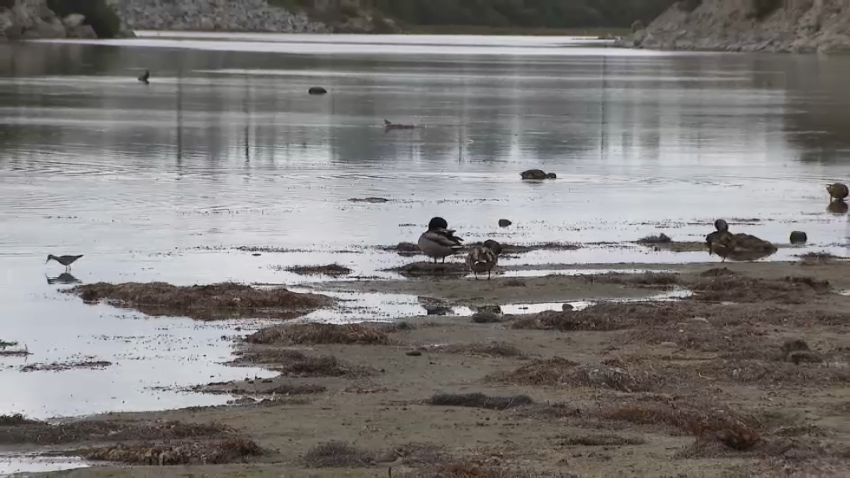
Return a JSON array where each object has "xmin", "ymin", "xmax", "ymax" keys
[{"xmin": 3, "ymin": 257, "xmax": 850, "ymax": 476}]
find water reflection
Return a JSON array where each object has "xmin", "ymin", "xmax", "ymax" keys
[
  {"xmin": 827, "ymin": 200, "xmax": 849, "ymax": 215},
  {"xmin": 46, "ymin": 272, "xmax": 81, "ymax": 285}
]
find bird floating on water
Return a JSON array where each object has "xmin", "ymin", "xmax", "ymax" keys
[
  {"xmin": 418, "ymin": 217, "xmax": 463, "ymax": 264},
  {"xmin": 46, "ymin": 254, "xmax": 84, "ymax": 272},
  {"xmin": 138, "ymin": 70, "xmax": 150, "ymax": 85},
  {"xmin": 826, "ymin": 183, "xmax": 849, "ymax": 201},
  {"xmin": 467, "ymin": 239, "xmax": 502, "ymax": 280}
]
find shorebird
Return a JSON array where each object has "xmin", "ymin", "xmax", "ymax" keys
[
  {"xmin": 138, "ymin": 70, "xmax": 150, "ymax": 84},
  {"xmin": 46, "ymin": 254, "xmax": 84, "ymax": 272},
  {"xmin": 371, "ymin": 448, "xmax": 406, "ymax": 478},
  {"xmin": 467, "ymin": 239, "xmax": 503, "ymax": 280},
  {"xmin": 418, "ymin": 217, "xmax": 463, "ymax": 264}
]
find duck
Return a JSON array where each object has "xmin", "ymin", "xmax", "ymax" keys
[
  {"xmin": 826, "ymin": 183, "xmax": 849, "ymax": 201},
  {"xmin": 705, "ymin": 219, "xmax": 730, "ymax": 255},
  {"xmin": 418, "ymin": 217, "xmax": 463, "ymax": 264},
  {"xmin": 138, "ymin": 70, "xmax": 150, "ymax": 85},
  {"xmin": 466, "ymin": 240, "xmax": 502, "ymax": 280},
  {"xmin": 384, "ymin": 119, "xmax": 415, "ymax": 130}
]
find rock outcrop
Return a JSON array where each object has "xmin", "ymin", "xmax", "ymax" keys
[
  {"xmin": 0, "ymin": 0, "xmax": 97, "ymax": 41},
  {"xmin": 620, "ymin": 0, "xmax": 850, "ymax": 54},
  {"xmin": 108, "ymin": 0, "xmax": 328, "ymax": 33}
]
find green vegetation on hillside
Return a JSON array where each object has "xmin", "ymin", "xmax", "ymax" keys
[
  {"xmin": 285, "ymin": 0, "xmax": 678, "ymax": 29},
  {"xmin": 46, "ymin": 0, "xmax": 121, "ymax": 38}
]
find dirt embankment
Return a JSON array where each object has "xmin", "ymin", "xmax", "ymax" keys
[
  {"xmin": 22, "ymin": 261, "xmax": 850, "ymax": 477},
  {"xmin": 621, "ymin": 0, "xmax": 850, "ymax": 54}
]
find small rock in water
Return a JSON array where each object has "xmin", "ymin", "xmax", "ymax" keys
[
  {"xmin": 406, "ymin": 350, "xmax": 423, "ymax": 357},
  {"xmin": 252, "ymin": 253, "xmax": 261, "ymax": 257},
  {"xmin": 498, "ymin": 219, "xmax": 512, "ymax": 227},
  {"xmin": 308, "ymin": 86, "xmax": 328, "ymax": 95},
  {"xmin": 562, "ymin": 303, "xmax": 574, "ymax": 311},
  {"xmin": 789, "ymin": 231, "xmax": 808, "ymax": 245},
  {"xmin": 472, "ymin": 312, "xmax": 501, "ymax": 323},
  {"xmin": 476, "ymin": 305, "xmax": 502, "ymax": 314},
  {"xmin": 520, "ymin": 169, "xmax": 557, "ymax": 180}
]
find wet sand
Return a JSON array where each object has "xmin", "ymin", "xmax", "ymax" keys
[{"xmin": 8, "ymin": 260, "xmax": 850, "ymax": 477}]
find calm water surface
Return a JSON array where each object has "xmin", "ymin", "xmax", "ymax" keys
[{"xmin": 0, "ymin": 34, "xmax": 849, "ymax": 423}]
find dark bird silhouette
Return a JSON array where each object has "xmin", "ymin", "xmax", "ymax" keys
[
  {"xmin": 138, "ymin": 70, "xmax": 150, "ymax": 84},
  {"xmin": 46, "ymin": 254, "xmax": 84, "ymax": 272}
]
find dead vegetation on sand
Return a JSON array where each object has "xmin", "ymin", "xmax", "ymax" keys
[
  {"xmin": 489, "ymin": 358, "xmax": 655, "ymax": 393},
  {"xmin": 554, "ymin": 433, "xmax": 646, "ymax": 447},
  {"xmin": 427, "ymin": 392, "xmax": 534, "ymax": 410},
  {"xmin": 637, "ymin": 233, "xmax": 673, "ymax": 244},
  {"xmin": 426, "ymin": 342, "xmax": 526, "ymax": 358},
  {"xmin": 230, "ymin": 346, "xmax": 376, "ymax": 378},
  {"xmin": 598, "ymin": 399, "xmax": 762, "ymax": 451},
  {"xmin": 690, "ymin": 275, "xmax": 830, "ymax": 304},
  {"xmin": 246, "ymin": 323, "xmax": 392, "ymax": 346},
  {"xmin": 69, "ymin": 282, "xmax": 333, "ymax": 320},
  {"xmin": 194, "ymin": 380, "xmax": 326, "ymax": 396},
  {"xmin": 509, "ymin": 302, "xmax": 691, "ymax": 331},
  {"xmin": 80, "ymin": 438, "xmax": 263, "ymax": 465},
  {"xmin": 303, "ymin": 440, "xmax": 374, "ymax": 468},
  {"xmin": 283, "ymin": 263, "xmax": 352, "ymax": 277},
  {"xmin": 593, "ymin": 272, "xmax": 681, "ymax": 288},
  {"xmin": 0, "ymin": 419, "xmax": 231, "ymax": 445}
]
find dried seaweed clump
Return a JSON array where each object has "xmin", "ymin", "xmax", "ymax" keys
[
  {"xmin": 510, "ymin": 302, "xmax": 691, "ymax": 331},
  {"xmin": 428, "ymin": 393, "xmax": 533, "ymax": 410},
  {"xmin": 690, "ymin": 275, "xmax": 830, "ymax": 304},
  {"xmin": 0, "ymin": 419, "xmax": 231, "ymax": 446},
  {"xmin": 285, "ymin": 263, "xmax": 352, "ymax": 277},
  {"xmin": 69, "ymin": 282, "xmax": 333, "ymax": 320},
  {"xmin": 490, "ymin": 358, "xmax": 653, "ymax": 392},
  {"xmin": 81, "ymin": 439, "xmax": 262, "ymax": 465},
  {"xmin": 246, "ymin": 323, "xmax": 391, "ymax": 346},
  {"xmin": 303, "ymin": 440, "xmax": 374, "ymax": 468}
]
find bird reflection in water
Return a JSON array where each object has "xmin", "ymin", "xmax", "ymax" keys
[
  {"xmin": 46, "ymin": 272, "xmax": 81, "ymax": 285},
  {"xmin": 827, "ymin": 200, "xmax": 849, "ymax": 215}
]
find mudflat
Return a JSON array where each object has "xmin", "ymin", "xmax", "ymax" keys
[{"xmin": 8, "ymin": 260, "xmax": 850, "ymax": 477}]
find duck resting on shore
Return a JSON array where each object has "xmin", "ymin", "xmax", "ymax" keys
[
  {"xmin": 467, "ymin": 239, "xmax": 502, "ymax": 280},
  {"xmin": 418, "ymin": 217, "xmax": 463, "ymax": 264},
  {"xmin": 705, "ymin": 219, "xmax": 777, "ymax": 262}
]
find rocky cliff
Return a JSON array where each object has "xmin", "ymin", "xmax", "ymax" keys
[
  {"xmin": 0, "ymin": 0, "xmax": 98, "ymax": 40},
  {"xmin": 622, "ymin": 0, "xmax": 850, "ymax": 54},
  {"xmin": 108, "ymin": 0, "xmax": 328, "ymax": 33}
]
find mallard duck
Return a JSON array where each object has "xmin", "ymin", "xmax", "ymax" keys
[
  {"xmin": 705, "ymin": 219, "xmax": 729, "ymax": 254},
  {"xmin": 418, "ymin": 217, "xmax": 463, "ymax": 264},
  {"xmin": 46, "ymin": 254, "xmax": 84, "ymax": 272},
  {"xmin": 826, "ymin": 183, "xmax": 849, "ymax": 201},
  {"xmin": 138, "ymin": 70, "xmax": 150, "ymax": 84},
  {"xmin": 466, "ymin": 240, "xmax": 503, "ymax": 280}
]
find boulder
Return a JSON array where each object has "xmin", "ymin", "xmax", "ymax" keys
[
  {"xmin": 498, "ymin": 219, "xmax": 512, "ymax": 227},
  {"xmin": 789, "ymin": 231, "xmax": 807, "ymax": 245},
  {"xmin": 521, "ymin": 169, "xmax": 556, "ymax": 180}
]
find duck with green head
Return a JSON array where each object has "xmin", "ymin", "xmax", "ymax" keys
[{"xmin": 418, "ymin": 217, "xmax": 464, "ymax": 264}]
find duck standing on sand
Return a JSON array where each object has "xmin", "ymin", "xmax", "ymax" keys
[
  {"xmin": 827, "ymin": 183, "xmax": 849, "ymax": 201},
  {"xmin": 467, "ymin": 239, "xmax": 502, "ymax": 280},
  {"xmin": 418, "ymin": 217, "xmax": 463, "ymax": 264}
]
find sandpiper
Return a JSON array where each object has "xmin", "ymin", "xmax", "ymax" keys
[{"xmin": 46, "ymin": 254, "xmax": 84, "ymax": 272}]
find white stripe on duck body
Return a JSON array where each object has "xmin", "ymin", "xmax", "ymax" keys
[
  {"xmin": 467, "ymin": 239, "xmax": 503, "ymax": 280},
  {"xmin": 418, "ymin": 216, "xmax": 464, "ymax": 264}
]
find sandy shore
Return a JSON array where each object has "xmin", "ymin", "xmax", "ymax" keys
[{"xmin": 6, "ymin": 259, "xmax": 850, "ymax": 477}]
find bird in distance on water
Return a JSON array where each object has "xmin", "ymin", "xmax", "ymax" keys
[
  {"xmin": 138, "ymin": 70, "xmax": 150, "ymax": 84},
  {"xmin": 418, "ymin": 217, "xmax": 463, "ymax": 264},
  {"xmin": 46, "ymin": 254, "xmax": 84, "ymax": 272}
]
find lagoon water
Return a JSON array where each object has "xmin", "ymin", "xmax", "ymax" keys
[{"xmin": 0, "ymin": 33, "xmax": 849, "ymax": 424}]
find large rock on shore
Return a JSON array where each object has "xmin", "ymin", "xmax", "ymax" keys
[
  {"xmin": 619, "ymin": 0, "xmax": 850, "ymax": 54},
  {"xmin": 0, "ymin": 0, "xmax": 98, "ymax": 41},
  {"xmin": 108, "ymin": 0, "xmax": 329, "ymax": 33}
]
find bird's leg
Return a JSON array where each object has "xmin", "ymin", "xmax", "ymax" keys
[{"xmin": 388, "ymin": 467, "xmax": 392, "ymax": 478}]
